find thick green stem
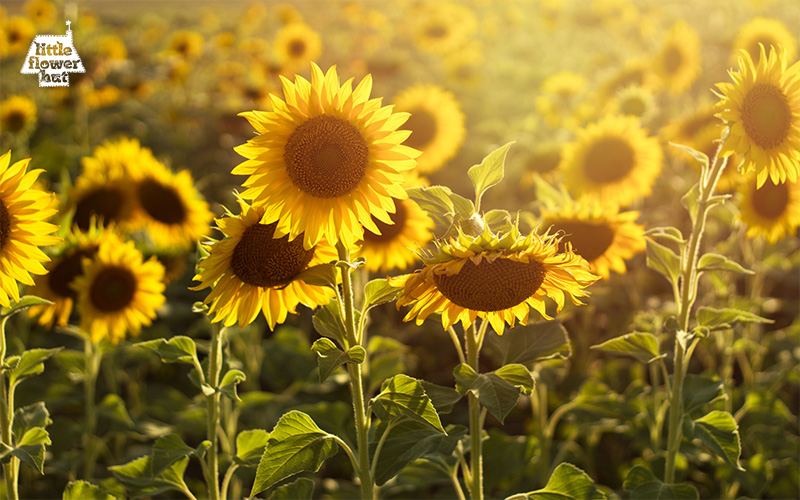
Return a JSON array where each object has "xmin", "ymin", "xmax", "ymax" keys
[
  {"xmin": 82, "ymin": 338, "xmax": 102, "ymax": 479},
  {"xmin": 338, "ymin": 244, "xmax": 373, "ymax": 500},
  {"xmin": 664, "ymin": 137, "xmax": 728, "ymax": 484},
  {"xmin": 0, "ymin": 315, "xmax": 18, "ymax": 500},
  {"xmin": 206, "ymin": 324, "xmax": 224, "ymax": 500},
  {"xmin": 465, "ymin": 323, "xmax": 483, "ymax": 500}
]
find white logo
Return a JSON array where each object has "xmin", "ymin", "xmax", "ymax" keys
[{"xmin": 20, "ymin": 20, "xmax": 85, "ymax": 87}]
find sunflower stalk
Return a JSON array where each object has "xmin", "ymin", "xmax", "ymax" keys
[
  {"xmin": 0, "ymin": 315, "xmax": 19, "ymax": 500},
  {"xmin": 464, "ymin": 320, "xmax": 487, "ymax": 500},
  {"xmin": 337, "ymin": 243, "xmax": 374, "ymax": 500},
  {"xmin": 663, "ymin": 137, "xmax": 729, "ymax": 485},
  {"xmin": 82, "ymin": 337, "xmax": 103, "ymax": 480},
  {"xmin": 205, "ymin": 323, "xmax": 224, "ymax": 500}
]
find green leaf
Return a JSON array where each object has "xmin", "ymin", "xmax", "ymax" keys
[
  {"xmin": 468, "ymin": 142, "xmax": 514, "ymax": 210},
  {"xmin": 643, "ymin": 226, "xmax": 685, "ymax": 246},
  {"xmin": 670, "ymin": 142, "xmax": 709, "ymax": 171},
  {"xmin": 494, "ymin": 364, "xmax": 535, "ymax": 395},
  {"xmin": 12, "ymin": 427, "xmax": 50, "ymax": 473},
  {"xmin": 151, "ymin": 433, "xmax": 195, "ymax": 477},
  {"xmin": 454, "ymin": 364, "xmax": 523, "ymax": 423},
  {"xmin": 515, "ymin": 462, "xmax": 606, "ymax": 500},
  {"xmin": 419, "ymin": 381, "xmax": 462, "ymax": 415},
  {"xmin": 407, "ymin": 185, "xmax": 475, "ymax": 230},
  {"xmin": 1, "ymin": 296, "xmax": 52, "ymax": 318},
  {"xmin": 681, "ymin": 183, "xmax": 701, "ymax": 224},
  {"xmin": 691, "ymin": 410, "xmax": 744, "ymax": 470},
  {"xmin": 110, "ymin": 455, "xmax": 191, "ymax": 498},
  {"xmin": 13, "ymin": 402, "xmax": 50, "ymax": 443},
  {"xmin": 696, "ymin": 253, "xmax": 754, "ymax": 274},
  {"xmin": 623, "ymin": 466, "xmax": 699, "ymax": 500},
  {"xmin": 7, "ymin": 348, "xmax": 61, "ymax": 387},
  {"xmin": 311, "ymin": 338, "xmax": 364, "ymax": 383},
  {"xmin": 370, "ymin": 374, "xmax": 445, "ymax": 433},
  {"xmin": 63, "ymin": 480, "xmax": 116, "ymax": 500},
  {"xmin": 251, "ymin": 411, "xmax": 338, "ymax": 497},
  {"xmin": 294, "ymin": 263, "xmax": 337, "ymax": 288},
  {"xmin": 311, "ymin": 301, "xmax": 346, "ymax": 346},
  {"xmin": 681, "ymin": 375, "xmax": 725, "ymax": 415},
  {"xmin": 367, "ymin": 336, "xmax": 408, "ymax": 395},
  {"xmin": 97, "ymin": 394, "xmax": 134, "ymax": 428},
  {"xmin": 54, "ymin": 350, "xmax": 86, "ymax": 381},
  {"xmin": 266, "ymin": 477, "xmax": 315, "ymax": 499},
  {"xmin": 372, "ymin": 421, "xmax": 467, "ymax": 486},
  {"xmin": 484, "ymin": 209, "xmax": 513, "ymax": 233},
  {"xmin": 486, "ymin": 319, "xmax": 570, "ymax": 365},
  {"xmin": 646, "ymin": 238, "xmax": 681, "ymax": 285},
  {"xmin": 363, "ymin": 278, "xmax": 403, "ymax": 310},
  {"xmin": 591, "ymin": 332, "xmax": 660, "ymax": 363},
  {"xmin": 219, "ymin": 369, "xmax": 247, "ymax": 402},
  {"xmin": 696, "ymin": 307, "xmax": 772, "ymax": 331},
  {"xmin": 136, "ymin": 336, "xmax": 198, "ymax": 365},
  {"xmin": 235, "ymin": 429, "xmax": 269, "ymax": 468}
]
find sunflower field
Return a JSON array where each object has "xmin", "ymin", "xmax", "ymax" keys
[{"xmin": 0, "ymin": 0, "xmax": 799, "ymax": 499}]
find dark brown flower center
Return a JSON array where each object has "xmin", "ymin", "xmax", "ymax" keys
[
  {"xmin": 403, "ymin": 109, "xmax": 438, "ymax": 151},
  {"xmin": 90, "ymin": 266, "xmax": 137, "ymax": 312},
  {"xmin": 662, "ymin": 45, "xmax": 684, "ymax": 74},
  {"xmin": 74, "ymin": 186, "xmax": 126, "ymax": 231},
  {"xmin": 751, "ymin": 179, "xmax": 789, "ymax": 220},
  {"xmin": 742, "ymin": 83, "xmax": 791, "ymax": 150},
  {"xmin": 49, "ymin": 246, "xmax": 98, "ymax": 299},
  {"xmin": 284, "ymin": 115, "xmax": 369, "ymax": 198},
  {"xmin": 288, "ymin": 39, "xmax": 306, "ymax": 57},
  {"xmin": 426, "ymin": 25, "xmax": 447, "ymax": 39},
  {"xmin": 230, "ymin": 222, "xmax": 315, "ymax": 288},
  {"xmin": 138, "ymin": 178, "xmax": 187, "ymax": 225},
  {"xmin": 620, "ymin": 96, "xmax": 647, "ymax": 117},
  {"xmin": 529, "ymin": 149, "xmax": 561, "ymax": 174},
  {"xmin": 583, "ymin": 137, "xmax": 635, "ymax": 184},
  {"xmin": 433, "ymin": 257, "xmax": 546, "ymax": 312},
  {"xmin": 0, "ymin": 201, "xmax": 10, "ymax": 252},
  {"xmin": 3, "ymin": 110, "xmax": 26, "ymax": 133},
  {"xmin": 549, "ymin": 220, "xmax": 615, "ymax": 262},
  {"xmin": 363, "ymin": 199, "xmax": 407, "ymax": 243}
]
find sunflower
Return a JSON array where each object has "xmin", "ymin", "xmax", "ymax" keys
[
  {"xmin": 392, "ymin": 85, "xmax": 465, "ymax": 175},
  {"xmin": 167, "ymin": 30, "xmax": 204, "ymax": 61},
  {"xmin": 233, "ymin": 63, "xmax": 418, "ymax": 250},
  {"xmin": 653, "ymin": 20, "xmax": 702, "ymax": 94},
  {"xmin": 24, "ymin": 0, "xmax": 56, "ymax": 29},
  {"xmin": 1, "ymin": 16, "xmax": 35, "ymax": 57},
  {"xmin": 519, "ymin": 141, "xmax": 564, "ymax": 187},
  {"xmin": 28, "ymin": 226, "xmax": 116, "ymax": 328},
  {"xmin": 0, "ymin": 151, "xmax": 61, "ymax": 308},
  {"xmin": 409, "ymin": 2, "xmax": 477, "ymax": 55},
  {"xmin": 129, "ymin": 161, "xmax": 213, "ymax": 251},
  {"xmin": 738, "ymin": 176, "xmax": 800, "ymax": 243},
  {"xmin": 356, "ymin": 197, "xmax": 434, "ymax": 273},
  {"xmin": 660, "ymin": 104, "xmax": 721, "ymax": 154},
  {"xmin": 715, "ymin": 45, "xmax": 800, "ymax": 187},
  {"xmin": 72, "ymin": 236, "xmax": 165, "ymax": 344},
  {"xmin": 541, "ymin": 201, "xmax": 645, "ymax": 279},
  {"xmin": 599, "ymin": 58, "xmax": 661, "ymax": 99},
  {"xmin": 535, "ymin": 72, "xmax": 596, "ymax": 130},
  {"xmin": 273, "ymin": 23, "xmax": 322, "ymax": 71},
  {"xmin": 191, "ymin": 199, "xmax": 335, "ymax": 329},
  {"xmin": 390, "ymin": 223, "xmax": 599, "ymax": 335},
  {"xmin": 70, "ymin": 167, "xmax": 137, "ymax": 233},
  {"xmin": 608, "ymin": 85, "xmax": 658, "ymax": 123},
  {"xmin": 1, "ymin": 95, "xmax": 37, "ymax": 136},
  {"xmin": 561, "ymin": 115, "xmax": 663, "ymax": 207},
  {"xmin": 733, "ymin": 18, "xmax": 797, "ymax": 65}
]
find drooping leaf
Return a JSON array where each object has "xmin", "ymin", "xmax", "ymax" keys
[
  {"xmin": 311, "ymin": 301, "xmax": 346, "ymax": 346},
  {"xmin": 643, "ymin": 226, "xmax": 685, "ymax": 246},
  {"xmin": 13, "ymin": 402, "xmax": 50, "ymax": 443},
  {"xmin": 136, "ymin": 336, "xmax": 198, "ymax": 365},
  {"xmin": 485, "ymin": 320, "xmax": 570, "ymax": 366},
  {"xmin": 696, "ymin": 253, "xmax": 753, "ymax": 274},
  {"xmin": 681, "ymin": 374, "xmax": 725, "ymax": 415},
  {"xmin": 62, "ymin": 480, "xmax": 116, "ymax": 500},
  {"xmin": 370, "ymin": 374, "xmax": 445, "ymax": 433},
  {"xmin": 468, "ymin": 142, "xmax": 514, "ymax": 210},
  {"xmin": 311, "ymin": 338, "xmax": 364, "ymax": 383},
  {"xmin": 670, "ymin": 142, "xmax": 709, "ymax": 171},
  {"xmin": 681, "ymin": 183, "xmax": 701, "ymax": 223},
  {"xmin": 219, "ymin": 369, "xmax": 247, "ymax": 402},
  {"xmin": 294, "ymin": 263, "xmax": 338, "ymax": 288},
  {"xmin": 110, "ymin": 456, "xmax": 191, "ymax": 498},
  {"xmin": 7, "ymin": 348, "xmax": 61, "ymax": 387},
  {"xmin": 623, "ymin": 466, "xmax": 699, "ymax": 500},
  {"xmin": 696, "ymin": 307, "xmax": 771, "ymax": 331},
  {"xmin": 419, "ymin": 381, "xmax": 462, "ymax": 415},
  {"xmin": 363, "ymin": 278, "xmax": 403, "ymax": 310},
  {"xmin": 97, "ymin": 394, "xmax": 135, "ymax": 428},
  {"xmin": 151, "ymin": 433, "xmax": 196, "ymax": 477},
  {"xmin": 251, "ymin": 411, "xmax": 338, "ymax": 497},
  {"xmin": 235, "ymin": 429, "xmax": 269, "ymax": 468},
  {"xmin": 11, "ymin": 427, "xmax": 50, "ymax": 473},
  {"xmin": 513, "ymin": 462, "xmax": 606, "ymax": 500},
  {"xmin": 645, "ymin": 238, "xmax": 681, "ymax": 285},
  {"xmin": 591, "ymin": 332, "xmax": 660, "ymax": 363},
  {"xmin": 454, "ymin": 364, "xmax": 524, "ymax": 423},
  {"xmin": 690, "ymin": 411, "xmax": 744, "ymax": 470},
  {"xmin": 1, "ymin": 296, "xmax": 52, "ymax": 318},
  {"xmin": 266, "ymin": 477, "xmax": 315, "ymax": 499},
  {"xmin": 493, "ymin": 364, "xmax": 535, "ymax": 395}
]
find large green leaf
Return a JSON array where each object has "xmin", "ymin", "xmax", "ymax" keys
[
  {"xmin": 1, "ymin": 296, "xmax": 52, "ymax": 318},
  {"xmin": 645, "ymin": 238, "xmax": 681, "ymax": 285},
  {"xmin": 681, "ymin": 374, "xmax": 725, "ymax": 415},
  {"xmin": 419, "ymin": 381, "xmax": 462, "ymax": 415},
  {"xmin": 696, "ymin": 307, "xmax": 771, "ymax": 331},
  {"xmin": 10, "ymin": 427, "xmax": 50, "ymax": 473},
  {"xmin": 370, "ymin": 374, "xmax": 445, "ymax": 433},
  {"xmin": 267, "ymin": 477, "xmax": 315, "ymax": 499},
  {"xmin": 294, "ymin": 263, "xmax": 337, "ymax": 288},
  {"xmin": 235, "ymin": 429, "xmax": 269, "ymax": 468},
  {"xmin": 311, "ymin": 338, "xmax": 365, "ymax": 383},
  {"xmin": 690, "ymin": 410, "xmax": 744, "ymax": 470},
  {"xmin": 623, "ymin": 466, "xmax": 699, "ymax": 500},
  {"xmin": 311, "ymin": 301, "xmax": 346, "ymax": 346},
  {"xmin": 591, "ymin": 332, "xmax": 660, "ymax": 363},
  {"xmin": 13, "ymin": 402, "xmax": 50, "ymax": 443},
  {"xmin": 151, "ymin": 433, "xmax": 208, "ymax": 477},
  {"xmin": 110, "ymin": 455, "xmax": 191, "ymax": 498},
  {"xmin": 454, "ymin": 364, "xmax": 525, "ymax": 423},
  {"xmin": 251, "ymin": 411, "xmax": 338, "ymax": 497},
  {"xmin": 512, "ymin": 462, "xmax": 606, "ymax": 500},
  {"xmin": 486, "ymin": 320, "xmax": 570, "ymax": 365},
  {"xmin": 406, "ymin": 185, "xmax": 475, "ymax": 228},
  {"xmin": 696, "ymin": 253, "xmax": 753, "ymax": 274},
  {"xmin": 468, "ymin": 142, "xmax": 514, "ymax": 210},
  {"xmin": 136, "ymin": 336, "xmax": 199, "ymax": 365},
  {"xmin": 7, "ymin": 348, "xmax": 61, "ymax": 387},
  {"xmin": 63, "ymin": 480, "xmax": 116, "ymax": 500},
  {"xmin": 363, "ymin": 278, "xmax": 403, "ymax": 310},
  {"xmin": 372, "ymin": 421, "xmax": 467, "ymax": 486}
]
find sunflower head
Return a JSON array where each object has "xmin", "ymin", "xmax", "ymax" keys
[
  {"xmin": 1, "ymin": 16, "xmax": 35, "ymax": 57},
  {"xmin": 233, "ymin": 63, "xmax": 419, "ymax": 250},
  {"xmin": 191, "ymin": 199, "xmax": 334, "ymax": 329},
  {"xmin": 273, "ymin": 23, "xmax": 322, "ymax": 71},
  {"xmin": 167, "ymin": 30, "xmax": 204, "ymax": 60},
  {"xmin": 733, "ymin": 17, "xmax": 798, "ymax": 65},
  {"xmin": 390, "ymin": 223, "xmax": 599, "ymax": 335},
  {"xmin": 738, "ymin": 175, "xmax": 800, "ymax": 243},
  {"xmin": 715, "ymin": 44, "xmax": 800, "ymax": 187},
  {"xmin": 1, "ymin": 95, "xmax": 37, "ymax": 136},
  {"xmin": 653, "ymin": 20, "xmax": 702, "ymax": 94},
  {"xmin": 72, "ymin": 235, "xmax": 166, "ymax": 344},
  {"xmin": 23, "ymin": 0, "xmax": 56, "ymax": 29}
]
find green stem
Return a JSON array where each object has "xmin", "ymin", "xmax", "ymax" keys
[
  {"xmin": 82, "ymin": 337, "xmax": 102, "ymax": 479},
  {"xmin": 664, "ymin": 137, "xmax": 728, "ymax": 484},
  {"xmin": 431, "ymin": 458, "xmax": 467, "ymax": 500},
  {"xmin": 220, "ymin": 463, "xmax": 238, "ymax": 500},
  {"xmin": 465, "ymin": 322, "xmax": 483, "ymax": 500},
  {"xmin": 0, "ymin": 315, "xmax": 18, "ymax": 500},
  {"xmin": 206, "ymin": 324, "xmax": 224, "ymax": 500},
  {"xmin": 447, "ymin": 327, "xmax": 467, "ymax": 365},
  {"xmin": 337, "ymin": 243, "xmax": 373, "ymax": 500},
  {"xmin": 370, "ymin": 420, "xmax": 396, "ymax": 482}
]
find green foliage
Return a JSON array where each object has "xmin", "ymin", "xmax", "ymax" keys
[
  {"xmin": 696, "ymin": 253, "xmax": 754, "ymax": 274},
  {"xmin": 109, "ymin": 455, "xmax": 192, "ymax": 498},
  {"xmin": 468, "ymin": 142, "xmax": 514, "ymax": 211},
  {"xmin": 623, "ymin": 466, "xmax": 699, "ymax": 500},
  {"xmin": 12, "ymin": 402, "xmax": 50, "ymax": 443},
  {"xmin": 363, "ymin": 278, "xmax": 404, "ymax": 311},
  {"xmin": 97, "ymin": 393, "xmax": 135, "ymax": 428},
  {"xmin": 251, "ymin": 411, "xmax": 338, "ymax": 497},
  {"xmin": 235, "ymin": 429, "xmax": 269, "ymax": 468},
  {"xmin": 686, "ymin": 411, "xmax": 744, "ymax": 470},
  {"xmin": 509, "ymin": 462, "xmax": 606, "ymax": 500},
  {"xmin": 485, "ymin": 319, "xmax": 571, "ymax": 365},
  {"xmin": 312, "ymin": 301, "xmax": 347, "ymax": 347},
  {"xmin": 645, "ymin": 238, "xmax": 681, "ymax": 285},
  {"xmin": 1, "ymin": 296, "xmax": 52, "ymax": 318},
  {"xmin": 370, "ymin": 374, "xmax": 445, "ymax": 433},
  {"xmin": 591, "ymin": 332, "xmax": 661, "ymax": 363},
  {"xmin": 681, "ymin": 375, "xmax": 725, "ymax": 415},
  {"xmin": 696, "ymin": 307, "xmax": 771, "ymax": 331},
  {"xmin": 150, "ymin": 433, "xmax": 209, "ymax": 476},
  {"xmin": 454, "ymin": 363, "xmax": 534, "ymax": 423},
  {"xmin": 6, "ymin": 347, "xmax": 62, "ymax": 388},
  {"xmin": 670, "ymin": 143, "xmax": 709, "ymax": 171},
  {"xmin": 367, "ymin": 336, "xmax": 408, "ymax": 395},
  {"xmin": 407, "ymin": 185, "xmax": 475, "ymax": 234},
  {"xmin": 266, "ymin": 477, "xmax": 315, "ymax": 499},
  {"xmin": 294, "ymin": 262, "xmax": 338, "ymax": 288},
  {"xmin": 137, "ymin": 336, "xmax": 199, "ymax": 365},
  {"xmin": 311, "ymin": 338, "xmax": 365, "ymax": 383},
  {"xmin": 62, "ymin": 480, "xmax": 116, "ymax": 500},
  {"xmin": 219, "ymin": 368, "xmax": 247, "ymax": 402}
]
